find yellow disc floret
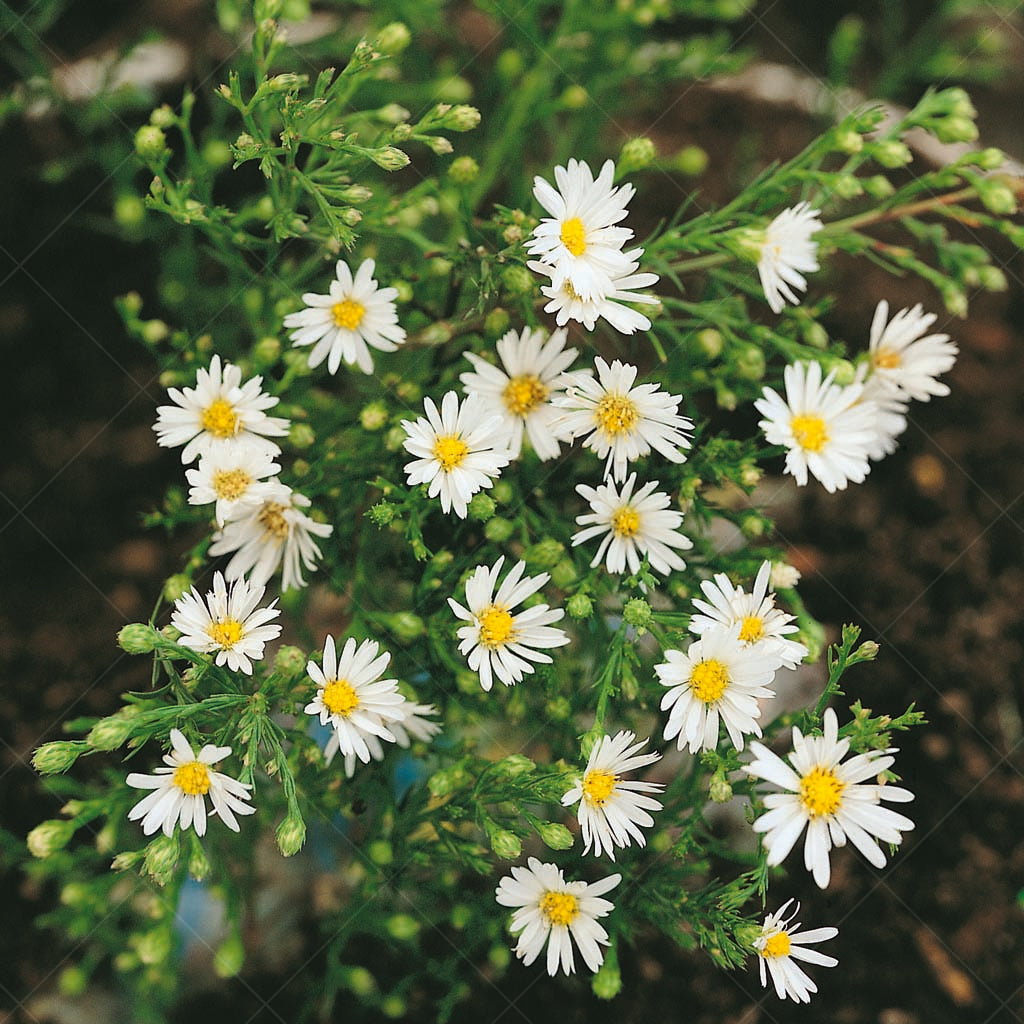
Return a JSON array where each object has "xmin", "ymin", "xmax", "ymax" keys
[
  {"xmin": 432, "ymin": 434, "xmax": 470, "ymax": 471},
  {"xmin": 594, "ymin": 394, "xmax": 639, "ymax": 437},
  {"xmin": 582, "ymin": 769, "xmax": 617, "ymax": 806},
  {"xmin": 799, "ymin": 766, "xmax": 846, "ymax": 817},
  {"xmin": 201, "ymin": 398, "xmax": 239, "ymax": 439},
  {"xmin": 211, "ymin": 468, "xmax": 252, "ymax": 501},
  {"xmin": 323, "ymin": 679, "xmax": 360, "ymax": 717},
  {"xmin": 689, "ymin": 658, "xmax": 729, "ymax": 704},
  {"xmin": 331, "ymin": 299, "xmax": 366, "ymax": 330},
  {"xmin": 873, "ymin": 348, "xmax": 901, "ymax": 370},
  {"xmin": 503, "ymin": 374, "xmax": 548, "ymax": 416},
  {"xmin": 478, "ymin": 605, "xmax": 515, "ymax": 648},
  {"xmin": 738, "ymin": 615, "xmax": 764, "ymax": 643},
  {"xmin": 208, "ymin": 618, "xmax": 243, "ymax": 649},
  {"xmin": 760, "ymin": 932, "xmax": 791, "ymax": 959},
  {"xmin": 611, "ymin": 507, "xmax": 640, "ymax": 537},
  {"xmin": 259, "ymin": 502, "xmax": 289, "ymax": 540},
  {"xmin": 790, "ymin": 414, "xmax": 829, "ymax": 453},
  {"xmin": 540, "ymin": 891, "xmax": 579, "ymax": 927},
  {"xmin": 559, "ymin": 217, "xmax": 587, "ymax": 257},
  {"xmin": 173, "ymin": 760, "xmax": 211, "ymax": 796}
]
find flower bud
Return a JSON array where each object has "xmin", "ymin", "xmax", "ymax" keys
[
  {"xmin": 560, "ymin": 84, "xmax": 588, "ymax": 109},
  {"xmin": 274, "ymin": 644, "xmax": 306, "ymax": 677},
  {"xmin": 377, "ymin": 103, "xmax": 410, "ymax": 125},
  {"xmin": 441, "ymin": 105, "xmax": 482, "ymax": 131},
  {"xmin": 484, "ymin": 516, "xmax": 515, "ymax": 542},
  {"xmin": 489, "ymin": 828, "xmax": 522, "ymax": 860},
  {"xmin": 368, "ymin": 501, "xmax": 398, "ymax": 526},
  {"xmin": 978, "ymin": 265, "xmax": 1008, "ymax": 292},
  {"xmin": 143, "ymin": 834, "xmax": 180, "ymax": 886},
  {"xmin": 535, "ymin": 821, "xmax": 573, "ymax": 850},
  {"xmin": 484, "ymin": 308, "xmax": 511, "ymax": 338},
  {"xmin": 149, "ymin": 105, "xmax": 175, "ymax": 128},
  {"xmin": 735, "ymin": 922, "xmax": 763, "ymax": 949},
  {"xmin": 733, "ymin": 344, "xmax": 766, "ymax": 381},
  {"xmin": 549, "ymin": 559, "xmax": 577, "ymax": 589},
  {"xmin": 467, "ymin": 492, "xmax": 496, "ymax": 522},
  {"xmin": 288, "ymin": 422, "xmax": 315, "ymax": 449},
  {"xmin": 114, "ymin": 194, "xmax": 146, "ymax": 230},
  {"xmin": 932, "ymin": 116, "xmax": 978, "ymax": 144},
  {"xmin": 975, "ymin": 177, "xmax": 1018, "ymax": 216},
  {"xmin": 863, "ymin": 174, "xmax": 895, "ymax": 199},
  {"xmin": 346, "ymin": 966, "xmax": 377, "ymax": 996},
  {"xmin": 623, "ymin": 597, "xmax": 653, "ymax": 631},
  {"xmin": 502, "ymin": 224, "xmax": 523, "ymax": 244},
  {"xmin": 873, "ymin": 140, "xmax": 912, "ymax": 168},
  {"xmin": 974, "ymin": 147, "xmax": 1005, "ymax": 170},
  {"xmin": 769, "ymin": 562, "xmax": 801, "ymax": 589},
  {"xmin": 856, "ymin": 640, "xmax": 880, "ymax": 661},
  {"xmin": 448, "ymin": 155, "xmax": 479, "ymax": 185},
  {"xmin": 141, "ymin": 319, "xmax": 168, "ymax": 344},
  {"xmin": 276, "ymin": 811, "xmax": 307, "ymax": 857},
  {"xmin": 87, "ymin": 711, "xmax": 137, "ymax": 751},
  {"xmin": 32, "ymin": 741, "xmax": 83, "ymax": 775},
  {"xmin": 502, "ymin": 265, "xmax": 534, "ymax": 297},
  {"xmin": 367, "ymin": 840, "xmax": 393, "ymax": 865},
  {"xmin": 591, "ymin": 952, "xmax": 622, "ymax": 1000},
  {"xmin": 187, "ymin": 840, "xmax": 211, "ymax": 881},
  {"xmin": 492, "ymin": 754, "xmax": 536, "ymax": 779},
  {"xmin": 213, "ymin": 931, "xmax": 246, "ymax": 978},
  {"xmin": 523, "ymin": 538, "xmax": 564, "ymax": 569},
  {"xmin": 27, "ymin": 819, "xmax": 75, "ymax": 858},
  {"xmin": 833, "ymin": 127, "xmax": 863, "ymax": 153},
  {"xmin": 386, "ymin": 914, "xmax": 420, "ymax": 940},
  {"xmin": 375, "ymin": 22, "xmax": 411, "ymax": 55},
  {"xmin": 388, "ymin": 611, "xmax": 426, "ymax": 642},
  {"xmin": 370, "ymin": 146, "xmax": 410, "ymax": 171},
  {"xmin": 695, "ymin": 328, "xmax": 723, "ymax": 360},
  {"xmin": 360, "ymin": 401, "xmax": 388, "ymax": 430},
  {"xmin": 134, "ymin": 124, "xmax": 167, "ymax": 162},
  {"xmin": 618, "ymin": 136, "xmax": 656, "ymax": 173},
  {"xmin": 567, "ymin": 593, "xmax": 593, "ymax": 620},
  {"xmin": 709, "ymin": 772, "xmax": 733, "ymax": 803},
  {"xmin": 674, "ymin": 145, "xmax": 709, "ymax": 176}
]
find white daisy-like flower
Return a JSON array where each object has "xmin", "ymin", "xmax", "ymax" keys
[
  {"xmin": 447, "ymin": 556, "xmax": 570, "ymax": 692},
  {"xmin": 867, "ymin": 299, "xmax": 958, "ymax": 401},
  {"xmin": 401, "ymin": 391, "xmax": 512, "ymax": 519},
  {"xmin": 553, "ymin": 357, "xmax": 693, "ymax": 483},
  {"xmin": 525, "ymin": 158, "xmax": 637, "ymax": 301},
  {"xmin": 126, "ymin": 728, "xmax": 255, "ymax": 837},
  {"xmin": 745, "ymin": 707, "xmax": 915, "ymax": 889},
  {"xmin": 857, "ymin": 369, "xmax": 909, "ymax": 461},
  {"xmin": 754, "ymin": 360, "xmax": 878, "ymax": 493},
  {"xmin": 495, "ymin": 857, "xmax": 621, "ymax": 975},
  {"xmin": 689, "ymin": 560, "xmax": 808, "ymax": 669},
  {"xmin": 656, "ymin": 628, "xmax": 777, "ymax": 754},
  {"xmin": 283, "ymin": 258, "xmax": 406, "ymax": 375},
  {"xmin": 459, "ymin": 326, "xmax": 580, "ymax": 461},
  {"xmin": 304, "ymin": 636, "xmax": 409, "ymax": 766},
  {"xmin": 185, "ymin": 439, "xmax": 281, "ymax": 526},
  {"xmin": 755, "ymin": 202, "xmax": 823, "ymax": 314},
  {"xmin": 571, "ymin": 473, "xmax": 692, "ymax": 577},
  {"xmin": 153, "ymin": 354, "xmax": 290, "ymax": 464},
  {"xmin": 529, "ymin": 251, "xmax": 659, "ymax": 335},
  {"xmin": 561, "ymin": 731, "xmax": 664, "ymax": 860},
  {"xmin": 209, "ymin": 481, "xmax": 334, "ymax": 592},
  {"xmin": 170, "ymin": 571, "xmax": 282, "ymax": 675},
  {"xmin": 332, "ymin": 701, "xmax": 442, "ymax": 777},
  {"xmin": 754, "ymin": 899, "xmax": 838, "ymax": 1003}
]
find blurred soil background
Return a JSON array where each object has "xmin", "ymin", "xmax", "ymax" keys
[{"xmin": 2, "ymin": 2, "xmax": 1023, "ymax": 1022}]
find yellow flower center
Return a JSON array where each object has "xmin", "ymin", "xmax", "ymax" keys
[
  {"xmin": 799, "ymin": 766, "xmax": 846, "ymax": 817},
  {"xmin": 562, "ymin": 280, "xmax": 583, "ymax": 302},
  {"xmin": 432, "ymin": 434, "xmax": 469, "ymax": 471},
  {"xmin": 173, "ymin": 760, "xmax": 211, "ymax": 796},
  {"xmin": 540, "ymin": 891, "xmax": 579, "ymax": 927},
  {"xmin": 323, "ymin": 679, "xmax": 359, "ymax": 717},
  {"xmin": 582, "ymin": 768, "xmax": 617, "ymax": 806},
  {"xmin": 559, "ymin": 217, "xmax": 587, "ymax": 257},
  {"xmin": 478, "ymin": 605, "xmax": 515, "ymax": 648},
  {"xmin": 611, "ymin": 507, "xmax": 640, "ymax": 538},
  {"xmin": 760, "ymin": 932, "xmax": 791, "ymax": 959},
  {"xmin": 503, "ymin": 374, "xmax": 548, "ymax": 416},
  {"xmin": 690, "ymin": 658, "xmax": 729, "ymax": 704},
  {"xmin": 738, "ymin": 615, "xmax": 764, "ymax": 643},
  {"xmin": 594, "ymin": 394, "xmax": 639, "ymax": 437},
  {"xmin": 200, "ymin": 398, "xmax": 239, "ymax": 439},
  {"xmin": 874, "ymin": 348, "xmax": 901, "ymax": 370},
  {"xmin": 790, "ymin": 414, "xmax": 829, "ymax": 453},
  {"xmin": 212, "ymin": 468, "xmax": 252, "ymax": 501},
  {"xmin": 331, "ymin": 299, "xmax": 365, "ymax": 330},
  {"xmin": 207, "ymin": 618, "xmax": 243, "ymax": 649},
  {"xmin": 259, "ymin": 502, "xmax": 289, "ymax": 540}
]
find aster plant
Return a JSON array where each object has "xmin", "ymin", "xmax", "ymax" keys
[{"xmin": 20, "ymin": 2, "xmax": 1021, "ymax": 1022}]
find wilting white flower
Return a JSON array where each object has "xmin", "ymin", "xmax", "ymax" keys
[
  {"xmin": 657, "ymin": 628, "xmax": 777, "ymax": 754},
  {"xmin": 495, "ymin": 858, "xmax": 620, "ymax": 975},
  {"xmin": 554, "ymin": 357, "xmax": 692, "ymax": 482},
  {"xmin": 153, "ymin": 354, "xmax": 290, "ymax": 464},
  {"xmin": 755, "ymin": 360, "xmax": 877, "ymax": 493},
  {"xmin": 126, "ymin": 728, "xmax": 255, "ymax": 837},
  {"xmin": 209, "ymin": 481, "xmax": 333, "ymax": 592},
  {"xmin": 571, "ymin": 473, "xmax": 692, "ymax": 576},
  {"xmin": 769, "ymin": 562, "xmax": 802, "ymax": 590},
  {"xmin": 526, "ymin": 158, "xmax": 636, "ymax": 301},
  {"xmin": 529, "ymin": 250, "xmax": 659, "ymax": 335},
  {"xmin": 283, "ymin": 258, "xmax": 406, "ymax": 374},
  {"xmin": 401, "ymin": 391, "xmax": 512, "ymax": 518},
  {"xmin": 754, "ymin": 899, "xmax": 838, "ymax": 1003},
  {"xmin": 755, "ymin": 202, "xmax": 823, "ymax": 314},
  {"xmin": 459, "ymin": 326, "xmax": 580, "ymax": 460},
  {"xmin": 745, "ymin": 708, "xmax": 915, "ymax": 889},
  {"xmin": 867, "ymin": 299, "xmax": 958, "ymax": 401},
  {"xmin": 305, "ymin": 636, "xmax": 409, "ymax": 766},
  {"xmin": 170, "ymin": 571, "xmax": 282, "ymax": 675},
  {"xmin": 331, "ymin": 702, "xmax": 442, "ymax": 777},
  {"xmin": 561, "ymin": 731, "xmax": 663, "ymax": 860},
  {"xmin": 447, "ymin": 557, "xmax": 569, "ymax": 692},
  {"xmin": 689, "ymin": 560, "xmax": 808, "ymax": 668},
  {"xmin": 185, "ymin": 439, "xmax": 281, "ymax": 526}
]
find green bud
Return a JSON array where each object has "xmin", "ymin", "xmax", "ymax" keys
[
  {"xmin": 832, "ymin": 173, "xmax": 863, "ymax": 199},
  {"xmin": 276, "ymin": 811, "xmax": 307, "ymax": 857},
  {"xmin": 829, "ymin": 358, "xmax": 856, "ymax": 386},
  {"xmin": 111, "ymin": 850, "xmax": 145, "ymax": 871},
  {"xmin": 492, "ymin": 754, "xmax": 536, "ymax": 780},
  {"xmin": 265, "ymin": 72, "xmax": 303, "ymax": 93},
  {"xmin": 213, "ymin": 931, "xmax": 246, "ymax": 978},
  {"xmin": 978, "ymin": 265, "xmax": 1008, "ymax": 292},
  {"xmin": 381, "ymin": 995, "xmax": 407, "ymax": 1019},
  {"xmin": 346, "ymin": 966, "xmax": 377, "ymax": 996},
  {"xmin": 391, "ymin": 122, "xmax": 415, "ymax": 143},
  {"xmin": 134, "ymin": 124, "xmax": 167, "ymax": 161},
  {"xmin": 360, "ymin": 401, "xmax": 388, "ymax": 430},
  {"xmin": 975, "ymin": 177, "xmax": 1018, "ymax": 215},
  {"xmin": 709, "ymin": 772, "xmax": 733, "ymax": 802},
  {"xmin": 560, "ymin": 84, "xmax": 588, "ymax": 109},
  {"xmin": 377, "ymin": 102, "xmax": 410, "ymax": 125},
  {"xmin": 802, "ymin": 320, "xmax": 830, "ymax": 349},
  {"xmin": 733, "ymin": 344, "xmax": 766, "ymax": 381},
  {"xmin": 933, "ymin": 115, "xmax": 978, "ymax": 144},
  {"xmin": 370, "ymin": 146, "xmax": 411, "ymax": 171},
  {"xmin": 60, "ymin": 882, "xmax": 90, "ymax": 906},
  {"xmin": 450, "ymin": 904, "xmax": 472, "ymax": 929},
  {"xmin": 27, "ymin": 819, "xmax": 75, "ymax": 858},
  {"xmin": 591, "ymin": 951, "xmax": 622, "ymax": 999},
  {"xmin": 975, "ymin": 147, "xmax": 1005, "ymax": 170},
  {"xmin": 385, "ymin": 913, "xmax": 420, "ymax": 941},
  {"xmin": 367, "ymin": 839, "xmax": 393, "ymax": 865},
  {"xmin": 59, "ymin": 965, "xmax": 89, "ymax": 997},
  {"xmin": 389, "ymin": 611, "xmax": 426, "ymax": 641},
  {"xmin": 427, "ymin": 764, "xmax": 470, "ymax": 798},
  {"xmin": 141, "ymin": 319, "xmax": 169, "ymax": 344},
  {"xmin": 32, "ymin": 741, "xmax": 83, "ymax": 775},
  {"xmin": 384, "ymin": 425, "xmax": 407, "ymax": 452},
  {"xmin": 489, "ymin": 828, "xmax": 523, "ymax": 860},
  {"xmin": 491, "ymin": 479, "xmax": 514, "ymax": 503},
  {"xmin": 144, "ymin": 833, "xmax": 180, "ymax": 886},
  {"xmin": 419, "ymin": 321, "xmax": 452, "ymax": 346},
  {"xmin": 535, "ymin": 821, "xmax": 573, "ymax": 850},
  {"xmin": 567, "ymin": 593, "xmax": 593, "ymax": 620},
  {"xmin": 523, "ymin": 538, "xmax": 564, "ymax": 569},
  {"xmin": 549, "ymin": 559, "xmax": 577, "ymax": 589},
  {"xmin": 375, "ymin": 22, "xmax": 411, "ymax": 55},
  {"xmin": 448, "ymin": 155, "xmax": 479, "ymax": 185},
  {"xmin": 940, "ymin": 282, "xmax": 969, "ymax": 317},
  {"xmin": 496, "ymin": 49, "xmax": 524, "ymax": 81},
  {"xmin": 833, "ymin": 127, "xmax": 863, "ymax": 154},
  {"xmin": 735, "ymin": 922, "xmax": 763, "ymax": 949},
  {"xmin": 149, "ymin": 105, "xmax": 175, "ymax": 128},
  {"xmin": 441, "ymin": 105, "xmax": 482, "ymax": 131},
  {"xmin": 863, "ymin": 174, "xmax": 895, "ymax": 199},
  {"xmin": 467, "ymin": 492, "xmax": 496, "ymax": 522},
  {"xmin": 695, "ymin": 328, "xmax": 723, "ymax": 360},
  {"xmin": 252, "ymin": 335, "xmax": 281, "ymax": 367},
  {"xmin": 274, "ymin": 645, "xmax": 306, "ymax": 678},
  {"xmin": 368, "ymin": 501, "xmax": 398, "ymax": 526},
  {"xmin": 623, "ymin": 597, "xmax": 653, "ymax": 631},
  {"xmin": 484, "ymin": 516, "xmax": 515, "ymax": 542},
  {"xmin": 502, "ymin": 224, "xmax": 523, "ymax": 244},
  {"xmin": 484, "ymin": 308, "xmax": 511, "ymax": 338},
  {"xmin": 87, "ymin": 711, "xmax": 137, "ymax": 751},
  {"xmin": 114, "ymin": 194, "xmax": 146, "ymax": 229},
  {"xmin": 119, "ymin": 291, "xmax": 144, "ymax": 316},
  {"xmin": 488, "ymin": 944, "xmax": 511, "ymax": 969},
  {"xmin": 856, "ymin": 639, "xmax": 880, "ymax": 661},
  {"xmin": 674, "ymin": 145, "xmax": 709, "ymax": 176},
  {"xmin": 288, "ymin": 422, "xmax": 315, "ymax": 449},
  {"xmin": 502, "ymin": 265, "xmax": 534, "ymax": 297},
  {"xmin": 618, "ymin": 136, "xmax": 656, "ymax": 173},
  {"xmin": 187, "ymin": 839, "xmax": 211, "ymax": 881},
  {"xmin": 873, "ymin": 140, "xmax": 912, "ymax": 168}
]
